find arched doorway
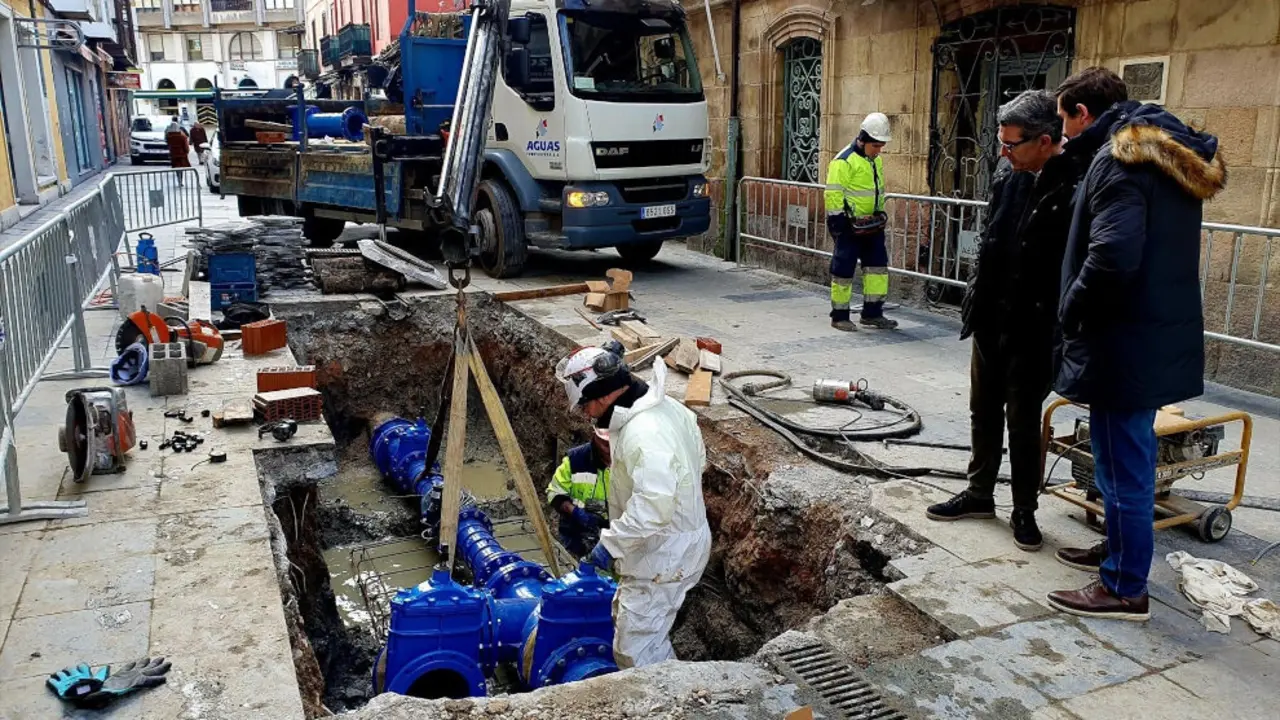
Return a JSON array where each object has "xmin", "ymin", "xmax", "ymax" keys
[
  {"xmin": 156, "ymin": 78, "xmax": 179, "ymax": 111},
  {"xmin": 780, "ymin": 37, "xmax": 822, "ymax": 184},
  {"xmin": 238, "ymin": 77, "xmax": 258, "ymax": 88}
]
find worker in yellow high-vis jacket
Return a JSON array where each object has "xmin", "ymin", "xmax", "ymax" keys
[{"xmin": 824, "ymin": 113, "xmax": 898, "ymax": 331}]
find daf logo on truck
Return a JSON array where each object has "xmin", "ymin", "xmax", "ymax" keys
[{"xmin": 595, "ymin": 147, "xmax": 629, "ymax": 157}]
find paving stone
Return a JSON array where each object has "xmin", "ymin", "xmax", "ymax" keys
[
  {"xmin": 1031, "ymin": 704, "xmax": 1081, "ymax": 720},
  {"xmin": 156, "ymin": 451, "xmax": 264, "ymax": 514},
  {"xmin": 0, "ymin": 602, "xmax": 151, "ymax": 680},
  {"xmin": 1062, "ymin": 674, "xmax": 1219, "ymax": 720},
  {"xmin": 34, "ymin": 518, "xmax": 158, "ymax": 566},
  {"xmin": 154, "ymin": 506, "xmax": 269, "ymax": 551},
  {"xmin": 885, "ymin": 546, "xmax": 962, "ymax": 580},
  {"xmin": 867, "ymin": 637, "xmax": 1051, "ymax": 718},
  {"xmin": 150, "ymin": 539, "xmax": 291, "ymax": 657},
  {"xmin": 1161, "ymin": 645, "xmax": 1280, "ymax": 714},
  {"xmin": 871, "ymin": 480, "xmax": 1012, "ymax": 563},
  {"xmin": 0, "ymin": 531, "xmax": 43, "ymax": 612},
  {"xmin": 889, "ymin": 566, "xmax": 1050, "ymax": 637},
  {"xmin": 1074, "ymin": 597, "xmax": 1246, "ymax": 670},
  {"xmin": 1253, "ymin": 638, "xmax": 1280, "ymax": 657},
  {"xmin": 46, "ymin": 484, "xmax": 163, "ymax": 529},
  {"xmin": 969, "ymin": 548, "xmax": 1098, "ymax": 612},
  {"xmin": 967, "ymin": 618, "xmax": 1148, "ymax": 701},
  {"xmin": 16, "ymin": 554, "xmax": 154, "ymax": 619}
]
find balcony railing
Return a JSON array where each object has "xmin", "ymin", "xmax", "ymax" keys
[
  {"xmin": 210, "ymin": 0, "xmax": 253, "ymax": 12},
  {"xmin": 337, "ymin": 23, "xmax": 371, "ymax": 60},
  {"xmin": 320, "ymin": 35, "xmax": 339, "ymax": 68},
  {"xmin": 298, "ymin": 49, "xmax": 319, "ymax": 79}
]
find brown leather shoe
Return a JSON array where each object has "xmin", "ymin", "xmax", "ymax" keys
[
  {"xmin": 1055, "ymin": 541, "xmax": 1108, "ymax": 572},
  {"xmin": 1047, "ymin": 580, "xmax": 1149, "ymax": 622}
]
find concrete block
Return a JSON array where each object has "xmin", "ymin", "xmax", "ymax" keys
[
  {"xmin": 889, "ymin": 567, "xmax": 1050, "ymax": 637},
  {"xmin": 149, "ymin": 341, "xmax": 189, "ymax": 397},
  {"xmin": 16, "ymin": 554, "xmax": 154, "ymax": 618},
  {"xmin": 839, "ymin": 75, "xmax": 879, "ymax": 115},
  {"xmin": 969, "ymin": 618, "xmax": 1148, "ymax": 701},
  {"xmin": 34, "ymin": 517, "xmax": 158, "ymax": 567},
  {"xmin": 1182, "ymin": 47, "xmax": 1280, "ymax": 109},
  {"xmin": 1204, "ymin": 107, "xmax": 1259, "ymax": 169},
  {"xmin": 1173, "ymin": 0, "xmax": 1280, "ymax": 51},
  {"xmin": 1122, "ymin": 0, "xmax": 1176, "ymax": 56},
  {"xmin": 0, "ymin": 602, "xmax": 151, "ymax": 679},
  {"xmin": 869, "ymin": 29, "xmax": 916, "ymax": 76},
  {"xmin": 866, "ymin": 637, "xmax": 1051, "ymax": 718},
  {"xmin": 1204, "ymin": 165, "xmax": 1267, "ymax": 225}
]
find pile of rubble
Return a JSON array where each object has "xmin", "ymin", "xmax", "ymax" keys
[{"xmin": 186, "ymin": 216, "xmax": 310, "ymax": 294}]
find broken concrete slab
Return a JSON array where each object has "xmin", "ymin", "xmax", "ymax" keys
[
  {"xmin": 870, "ymin": 480, "xmax": 1013, "ymax": 563},
  {"xmin": 866, "ymin": 636, "xmax": 1051, "ymax": 719},
  {"xmin": 0, "ymin": 601, "xmax": 152, "ymax": 680},
  {"xmin": 155, "ymin": 506, "xmax": 270, "ymax": 551},
  {"xmin": 802, "ymin": 595, "xmax": 948, "ymax": 668},
  {"xmin": 884, "ymin": 546, "xmax": 963, "ymax": 581},
  {"xmin": 967, "ymin": 618, "xmax": 1147, "ymax": 701},
  {"xmin": 1075, "ymin": 598, "xmax": 1246, "ymax": 670},
  {"xmin": 889, "ymin": 567, "xmax": 1050, "ymax": 637},
  {"xmin": 15, "ymin": 553, "xmax": 154, "ymax": 618}
]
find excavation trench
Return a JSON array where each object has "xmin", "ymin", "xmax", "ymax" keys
[{"xmin": 257, "ymin": 294, "xmax": 929, "ymax": 715}]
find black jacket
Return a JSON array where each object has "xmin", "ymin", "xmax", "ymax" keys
[
  {"xmin": 1055, "ymin": 102, "xmax": 1227, "ymax": 410},
  {"xmin": 961, "ymin": 142, "xmax": 1092, "ymax": 347}
]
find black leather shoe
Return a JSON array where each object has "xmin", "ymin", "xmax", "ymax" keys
[
  {"xmin": 1010, "ymin": 509, "xmax": 1042, "ymax": 552},
  {"xmin": 926, "ymin": 491, "xmax": 996, "ymax": 521}
]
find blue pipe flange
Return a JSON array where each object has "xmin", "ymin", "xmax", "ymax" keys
[{"xmin": 531, "ymin": 639, "xmax": 618, "ymax": 688}]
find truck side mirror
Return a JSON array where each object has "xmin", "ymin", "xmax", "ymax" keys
[
  {"xmin": 653, "ymin": 37, "xmax": 675, "ymax": 60},
  {"xmin": 505, "ymin": 47, "xmax": 530, "ymax": 90},
  {"xmin": 508, "ymin": 16, "xmax": 532, "ymax": 46}
]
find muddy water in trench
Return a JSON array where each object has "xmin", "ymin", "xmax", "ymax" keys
[{"xmin": 322, "ymin": 456, "xmax": 540, "ymax": 629}]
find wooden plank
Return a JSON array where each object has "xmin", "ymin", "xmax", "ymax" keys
[
  {"xmin": 491, "ymin": 282, "xmax": 589, "ymax": 302},
  {"xmin": 699, "ymin": 349, "xmax": 722, "ymax": 374},
  {"xmin": 670, "ymin": 338, "xmax": 701, "ymax": 374},
  {"xmin": 619, "ymin": 320, "xmax": 660, "ymax": 342},
  {"xmin": 468, "ymin": 336, "xmax": 561, "ymax": 576},
  {"xmin": 627, "ymin": 338, "xmax": 678, "ymax": 371},
  {"xmin": 575, "ymin": 306, "xmax": 602, "ymax": 330},
  {"xmin": 684, "ymin": 369, "xmax": 713, "ymax": 406},
  {"xmin": 610, "ymin": 326, "xmax": 642, "ymax": 350},
  {"xmin": 437, "ymin": 335, "xmax": 472, "ymax": 571}
]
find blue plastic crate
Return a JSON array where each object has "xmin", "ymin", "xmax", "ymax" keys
[{"xmin": 208, "ymin": 253, "xmax": 257, "ymax": 285}]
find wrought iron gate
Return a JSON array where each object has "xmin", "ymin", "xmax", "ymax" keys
[
  {"xmin": 929, "ymin": 6, "xmax": 1075, "ymax": 200},
  {"xmin": 782, "ymin": 38, "xmax": 822, "ymax": 184}
]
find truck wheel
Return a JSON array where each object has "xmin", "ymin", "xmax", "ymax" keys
[
  {"xmin": 616, "ymin": 240, "xmax": 664, "ymax": 263},
  {"xmin": 302, "ymin": 215, "xmax": 345, "ymax": 248},
  {"xmin": 476, "ymin": 179, "xmax": 526, "ymax": 278}
]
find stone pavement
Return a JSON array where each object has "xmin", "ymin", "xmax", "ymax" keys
[{"xmin": 0, "ymin": 190, "xmax": 322, "ymax": 719}]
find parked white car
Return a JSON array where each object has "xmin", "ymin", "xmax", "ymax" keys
[
  {"xmin": 129, "ymin": 115, "xmax": 177, "ymax": 165},
  {"xmin": 201, "ymin": 136, "xmax": 220, "ymax": 193}
]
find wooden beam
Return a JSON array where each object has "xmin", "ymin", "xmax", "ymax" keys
[
  {"xmin": 491, "ymin": 283, "xmax": 589, "ymax": 302},
  {"xmin": 468, "ymin": 335, "xmax": 561, "ymax": 576},
  {"xmin": 670, "ymin": 338, "xmax": 701, "ymax": 374},
  {"xmin": 684, "ymin": 369, "xmax": 713, "ymax": 406},
  {"xmin": 575, "ymin": 306, "xmax": 603, "ymax": 330},
  {"xmin": 619, "ymin": 320, "xmax": 660, "ymax": 342},
  {"xmin": 627, "ymin": 337, "xmax": 678, "ymax": 371},
  {"xmin": 436, "ymin": 335, "xmax": 472, "ymax": 571},
  {"xmin": 611, "ymin": 326, "xmax": 642, "ymax": 350}
]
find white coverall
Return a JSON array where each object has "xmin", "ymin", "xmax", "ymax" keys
[{"xmin": 598, "ymin": 361, "xmax": 712, "ymax": 668}]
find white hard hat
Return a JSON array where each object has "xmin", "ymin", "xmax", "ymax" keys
[
  {"xmin": 556, "ymin": 346, "xmax": 625, "ymax": 409},
  {"xmin": 861, "ymin": 112, "xmax": 892, "ymax": 143}
]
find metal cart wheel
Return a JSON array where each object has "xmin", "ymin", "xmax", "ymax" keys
[{"xmin": 1197, "ymin": 506, "xmax": 1232, "ymax": 543}]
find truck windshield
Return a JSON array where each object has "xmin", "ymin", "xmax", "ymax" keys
[{"xmin": 560, "ymin": 12, "xmax": 702, "ymax": 103}]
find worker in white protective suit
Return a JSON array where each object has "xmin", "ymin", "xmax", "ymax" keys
[{"xmin": 556, "ymin": 341, "xmax": 711, "ymax": 669}]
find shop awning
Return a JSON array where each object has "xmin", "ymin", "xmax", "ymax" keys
[{"xmin": 134, "ymin": 90, "xmax": 215, "ymax": 99}]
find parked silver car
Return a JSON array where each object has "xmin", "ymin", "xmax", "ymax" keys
[{"xmin": 129, "ymin": 115, "xmax": 176, "ymax": 165}]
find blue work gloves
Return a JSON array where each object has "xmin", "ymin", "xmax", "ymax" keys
[
  {"xmin": 587, "ymin": 542, "xmax": 613, "ymax": 572},
  {"xmin": 47, "ymin": 657, "xmax": 172, "ymax": 709},
  {"xmin": 570, "ymin": 505, "xmax": 600, "ymax": 530}
]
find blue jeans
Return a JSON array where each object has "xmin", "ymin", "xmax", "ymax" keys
[{"xmin": 1091, "ymin": 406, "xmax": 1158, "ymax": 598}]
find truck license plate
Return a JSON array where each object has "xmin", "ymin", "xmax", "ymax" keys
[{"xmin": 641, "ymin": 204, "xmax": 676, "ymax": 219}]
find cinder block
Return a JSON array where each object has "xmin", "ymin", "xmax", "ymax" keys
[{"xmin": 149, "ymin": 341, "xmax": 189, "ymax": 396}]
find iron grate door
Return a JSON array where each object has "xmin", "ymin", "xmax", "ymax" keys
[
  {"xmin": 928, "ymin": 6, "xmax": 1075, "ymax": 200},
  {"xmin": 782, "ymin": 37, "xmax": 822, "ymax": 185}
]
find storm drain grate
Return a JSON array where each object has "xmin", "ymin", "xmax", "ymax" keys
[{"xmin": 771, "ymin": 642, "xmax": 906, "ymax": 720}]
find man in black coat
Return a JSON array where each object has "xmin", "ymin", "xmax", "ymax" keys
[
  {"xmin": 1047, "ymin": 69, "xmax": 1226, "ymax": 622},
  {"xmin": 925, "ymin": 90, "xmax": 1096, "ymax": 551}
]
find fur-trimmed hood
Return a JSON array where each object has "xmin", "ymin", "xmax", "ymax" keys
[{"xmin": 1104, "ymin": 101, "xmax": 1227, "ymax": 200}]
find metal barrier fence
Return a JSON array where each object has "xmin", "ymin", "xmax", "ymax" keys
[
  {"xmin": 0, "ymin": 167, "xmax": 201, "ymax": 525},
  {"xmin": 734, "ymin": 176, "xmax": 1280, "ymax": 355}
]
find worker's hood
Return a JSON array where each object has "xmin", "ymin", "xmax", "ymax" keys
[
  {"xmin": 608, "ymin": 361, "xmax": 667, "ymax": 434},
  {"xmin": 1103, "ymin": 101, "xmax": 1227, "ymax": 201}
]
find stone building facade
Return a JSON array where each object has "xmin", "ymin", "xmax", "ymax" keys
[{"xmin": 685, "ymin": 0, "xmax": 1280, "ymax": 395}]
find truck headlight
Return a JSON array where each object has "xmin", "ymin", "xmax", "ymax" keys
[
  {"xmin": 692, "ymin": 182, "xmax": 709, "ymax": 198},
  {"xmin": 566, "ymin": 190, "xmax": 610, "ymax": 208}
]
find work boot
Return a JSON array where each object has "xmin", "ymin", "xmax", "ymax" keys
[
  {"xmin": 832, "ymin": 319, "xmax": 858, "ymax": 332},
  {"xmin": 1010, "ymin": 509, "xmax": 1042, "ymax": 552},
  {"xmin": 1047, "ymin": 580, "xmax": 1149, "ymax": 622},
  {"xmin": 925, "ymin": 491, "xmax": 996, "ymax": 522},
  {"xmin": 860, "ymin": 316, "xmax": 899, "ymax": 330},
  {"xmin": 1055, "ymin": 541, "xmax": 1108, "ymax": 572}
]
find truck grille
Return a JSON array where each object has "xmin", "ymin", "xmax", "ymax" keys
[
  {"xmin": 617, "ymin": 177, "xmax": 688, "ymax": 204},
  {"xmin": 591, "ymin": 139, "xmax": 703, "ymax": 169}
]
